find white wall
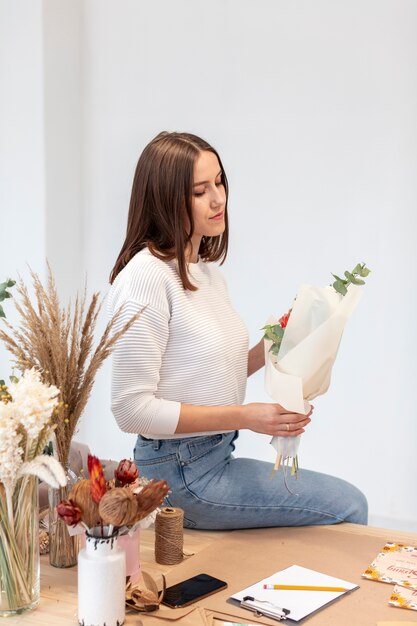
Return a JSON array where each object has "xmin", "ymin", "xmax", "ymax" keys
[
  {"xmin": 0, "ymin": 0, "xmax": 46, "ymax": 282},
  {"xmin": 1, "ymin": 0, "xmax": 416, "ymax": 531},
  {"xmin": 43, "ymin": 0, "xmax": 84, "ymax": 303},
  {"xmin": 0, "ymin": 0, "xmax": 47, "ymax": 369}
]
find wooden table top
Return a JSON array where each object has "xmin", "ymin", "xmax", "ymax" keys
[{"xmin": 5, "ymin": 523, "xmax": 417, "ymax": 625}]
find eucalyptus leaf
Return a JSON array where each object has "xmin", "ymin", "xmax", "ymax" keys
[
  {"xmin": 333, "ymin": 280, "xmax": 348, "ymax": 295},
  {"xmin": 331, "ymin": 263, "xmax": 370, "ymax": 297},
  {"xmin": 348, "ymin": 276, "xmax": 365, "ymax": 285},
  {"xmin": 263, "ymin": 323, "xmax": 285, "ymax": 357},
  {"xmin": 0, "ymin": 279, "xmax": 14, "ymax": 312}
]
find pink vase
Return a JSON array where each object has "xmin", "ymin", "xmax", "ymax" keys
[
  {"xmin": 80, "ymin": 528, "xmax": 140, "ymax": 584},
  {"xmin": 118, "ymin": 529, "xmax": 141, "ymax": 584}
]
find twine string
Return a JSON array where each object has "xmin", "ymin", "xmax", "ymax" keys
[{"xmin": 154, "ymin": 507, "xmax": 194, "ymax": 564}]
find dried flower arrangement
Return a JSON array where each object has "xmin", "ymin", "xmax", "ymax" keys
[
  {"xmin": 0, "ymin": 266, "xmax": 143, "ymax": 465},
  {"xmin": 57, "ymin": 455, "xmax": 169, "ymax": 536},
  {"xmin": 0, "ymin": 369, "xmax": 66, "ymax": 612}
]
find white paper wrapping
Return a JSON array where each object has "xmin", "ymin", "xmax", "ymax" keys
[{"xmin": 265, "ymin": 283, "xmax": 363, "ymax": 465}]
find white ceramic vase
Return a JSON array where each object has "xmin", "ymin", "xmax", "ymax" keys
[{"xmin": 77, "ymin": 527, "xmax": 126, "ymax": 626}]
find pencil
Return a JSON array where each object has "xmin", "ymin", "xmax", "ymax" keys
[{"xmin": 263, "ymin": 584, "xmax": 348, "ymax": 592}]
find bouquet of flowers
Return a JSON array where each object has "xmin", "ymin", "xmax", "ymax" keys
[
  {"xmin": 0, "ymin": 266, "xmax": 143, "ymax": 467},
  {"xmin": 0, "ymin": 369, "xmax": 66, "ymax": 613},
  {"xmin": 263, "ymin": 263, "xmax": 371, "ymax": 483},
  {"xmin": 57, "ymin": 456, "xmax": 169, "ymax": 624},
  {"xmin": 0, "ymin": 267, "xmax": 145, "ymax": 568},
  {"xmin": 57, "ymin": 455, "xmax": 169, "ymax": 537}
]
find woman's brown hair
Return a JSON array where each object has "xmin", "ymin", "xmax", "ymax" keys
[{"xmin": 109, "ymin": 132, "xmax": 229, "ymax": 290}]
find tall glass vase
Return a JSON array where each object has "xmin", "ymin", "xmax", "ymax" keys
[
  {"xmin": 0, "ymin": 475, "xmax": 40, "ymax": 616},
  {"xmin": 48, "ymin": 464, "xmax": 79, "ymax": 568}
]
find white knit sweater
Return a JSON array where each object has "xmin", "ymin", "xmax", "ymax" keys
[{"xmin": 108, "ymin": 248, "xmax": 249, "ymax": 438}]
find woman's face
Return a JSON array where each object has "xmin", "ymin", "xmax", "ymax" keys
[{"xmin": 188, "ymin": 150, "xmax": 226, "ymax": 260}]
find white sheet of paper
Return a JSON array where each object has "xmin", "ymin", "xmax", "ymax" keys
[
  {"xmin": 229, "ymin": 564, "xmax": 358, "ymax": 622},
  {"xmin": 265, "ymin": 284, "xmax": 362, "ymax": 413}
]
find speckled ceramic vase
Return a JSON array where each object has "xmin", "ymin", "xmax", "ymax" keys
[{"xmin": 77, "ymin": 527, "xmax": 126, "ymax": 626}]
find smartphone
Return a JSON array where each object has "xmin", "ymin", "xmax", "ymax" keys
[{"xmin": 161, "ymin": 573, "xmax": 228, "ymax": 608}]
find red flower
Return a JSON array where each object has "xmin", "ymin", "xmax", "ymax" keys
[
  {"xmin": 57, "ymin": 499, "xmax": 82, "ymax": 526},
  {"xmin": 115, "ymin": 459, "xmax": 139, "ymax": 486},
  {"xmin": 279, "ymin": 309, "xmax": 292, "ymax": 329},
  {"xmin": 88, "ymin": 454, "xmax": 107, "ymax": 503}
]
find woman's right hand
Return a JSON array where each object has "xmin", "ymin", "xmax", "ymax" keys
[{"xmin": 240, "ymin": 402, "xmax": 313, "ymax": 437}]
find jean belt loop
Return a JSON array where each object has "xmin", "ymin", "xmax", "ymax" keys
[{"xmin": 152, "ymin": 439, "xmax": 161, "ymax": 451}]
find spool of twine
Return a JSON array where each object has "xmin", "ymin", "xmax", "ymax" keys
[{"xmin": 155, "ymin": 507, "xmax": 184, "ymax": 565}]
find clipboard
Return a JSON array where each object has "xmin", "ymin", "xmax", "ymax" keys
[{"xmin": 228, "ymin": 564, "xmax": 359, "ymax": 622}]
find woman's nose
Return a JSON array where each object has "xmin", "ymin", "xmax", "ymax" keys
[{"xmin": 210, "ymin": 187, "xmax": 223, "ymax": 207}]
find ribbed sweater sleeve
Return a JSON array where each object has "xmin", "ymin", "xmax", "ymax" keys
[
  {"xmin": 110, "ymin": 299, "xmax": 181, "ymax": 434},
  {"xmin": 108, "ymin": 255, "xmax": 181, "ymax": 435}
]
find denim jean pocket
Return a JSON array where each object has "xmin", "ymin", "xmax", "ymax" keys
[
  {"xmin": 184, "ymin": 434, "xmax": 224, "ymax": 464},
  {"xmin": 133, "ymin": 439, "xmax": 177, "ymax": 469}
]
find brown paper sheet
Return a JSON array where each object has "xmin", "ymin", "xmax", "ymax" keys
[
  {"xmin": 160, "ymin": 525, "xmax": 412, "ymax": 626},
  {"xmin": 377, "ymin": 623, "xmax": 417, "ymax": 626},
  {"xmin": 136, "ymin": 605, "xmax": 209, "ymax": 625}
]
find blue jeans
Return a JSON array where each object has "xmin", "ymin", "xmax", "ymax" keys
[{"xmin": 133, "ymin": 431, "xmax": 368, "ymax": 530}]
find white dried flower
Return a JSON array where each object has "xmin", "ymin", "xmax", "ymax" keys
[
  {"xmin": 0, "ymin": 402, "xmax": 23, "ymax": 491},
  {"xmin": 8, "ymin": 368, "xmax": 59, "ymax": 438},
  {"xmin": 18, "ymin": 455, "xmax": 67, "ymax": 488}
]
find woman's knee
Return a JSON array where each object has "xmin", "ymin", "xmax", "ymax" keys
[{"xmin": 345, "ymin": 484, "xmax": 368, "ymax": 525}]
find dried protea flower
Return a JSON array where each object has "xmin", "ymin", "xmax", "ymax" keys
[
  {"xmin": 57, "ymin": 499, "xmax": 82, "ymax": 526},
  {"xmin": 134, "ymin": 480, "xmax": 169, "ymax": 522},
  {"xmin": 69, "ymin": 479, "xmax": 101, "ymax": 528},
  {"xmin": 87, "ymin": 454, "xmax": 107, "ymax": 503},
  {"xmin": 115, "ymin": 459, "xmax": 138, "ymax": 486},
  {"xmin": 98, "ymin": 488, "xmax": 137, "ymax": 526},
  {"xmin": 99, "ymin": 480, "xmax": 169, "ymax": 527}
]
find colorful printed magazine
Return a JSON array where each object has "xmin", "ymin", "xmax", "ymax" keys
[
  {"xmin": 362, "ymin": 542, "xmax": 417, "ymax": 589},
  {"xmin": 389, "ymin": 585, "xmax": 417, "ymax": 611}
]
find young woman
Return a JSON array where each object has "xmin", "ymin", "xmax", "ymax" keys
[{"xmin": 108, "ymin": 132, "xmax": 367, "ymax": 530}]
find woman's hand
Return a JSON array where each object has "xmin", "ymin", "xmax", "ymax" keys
[
  {"xmin": 176, "ymin": 401, "xmax": 312, "ymax": 436},
  {"xmin": 240, "ymin": 403, "xmax": 313, "ymax": 437}
]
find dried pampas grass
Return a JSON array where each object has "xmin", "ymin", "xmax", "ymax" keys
[{"xmin": 0, "ymin": 265, "xmax": 143, "ymax": 464}]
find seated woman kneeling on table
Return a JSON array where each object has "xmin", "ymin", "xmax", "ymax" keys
[{"xmin": 108, "ymin": 131, "xmax": 368, "ymax": 530}]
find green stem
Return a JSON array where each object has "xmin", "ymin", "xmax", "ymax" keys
[
  {"xmin": 0, "ymin": 479, "xmax": 38, "ymax": 611},
  {"xmin": 5, "ymin": 486, "xmax": 15, "ymax": 533},
  {"xmin": 0, "ymin": 500, "xmax": 31, "ymax": 607}
]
